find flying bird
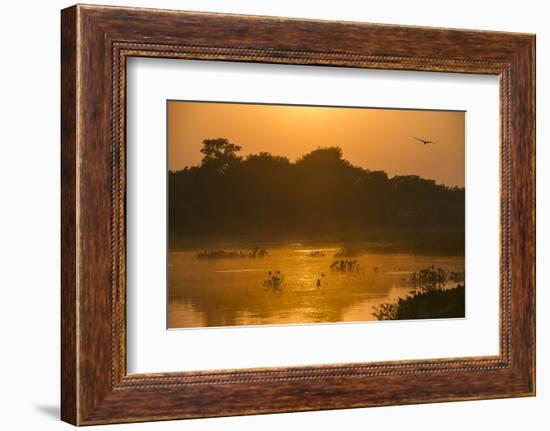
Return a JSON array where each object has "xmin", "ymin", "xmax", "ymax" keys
[{"xmin": 414, "ymin": 137, "xmax": 437, "ymax": 145}]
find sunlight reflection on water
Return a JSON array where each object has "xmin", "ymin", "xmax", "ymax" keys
[{"xmin": 168, "ymin": 244, "xmax": 464, "ymax": 329}]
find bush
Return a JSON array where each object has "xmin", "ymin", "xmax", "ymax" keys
[{"xmin": 373, "ymin": 285, "xmax": 465, "ymax": 320}]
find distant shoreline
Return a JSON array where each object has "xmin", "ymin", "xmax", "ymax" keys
[{"xmin": 168, "ymin": 227, "xmax": 465, "ymax": 256}]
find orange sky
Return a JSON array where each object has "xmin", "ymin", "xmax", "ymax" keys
[{"xmin": 168, "ymin": 101, "xmax": 465, "ymax": 187}]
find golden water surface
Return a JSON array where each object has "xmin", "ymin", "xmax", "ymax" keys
[{"xmin": 168, "ymin": 244, "xmax": 464, "ymax": 329}]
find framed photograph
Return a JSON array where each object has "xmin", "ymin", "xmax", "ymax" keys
[{"xmin": 61, "ymin": 4, "xmax": 535, "ymax": 425}]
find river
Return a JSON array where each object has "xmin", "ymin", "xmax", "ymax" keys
[{"xmin": 168, "ymin": 244, "xmax": 464, "ymax": 328}]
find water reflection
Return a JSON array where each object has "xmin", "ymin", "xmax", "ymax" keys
[{"xmin": 168, "ymin": 245, "xmax": 464, "ymax": 329}]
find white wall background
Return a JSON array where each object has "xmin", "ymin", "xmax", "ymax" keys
[{"xmin": 0, "ymin": 1, "xmax": 546, "ymax": 429}]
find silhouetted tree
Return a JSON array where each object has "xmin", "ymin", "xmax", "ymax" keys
[
  {"xmin": 200, "ymin": 138, "xmax": 242, "ymax": 173},
  {"xmin": 169, "ymin": 139, "xmax": 465, "ymax": 245}
]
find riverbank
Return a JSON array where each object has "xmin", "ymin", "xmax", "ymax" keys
[
  {"xmin": 169, "ymin": 228, "xmax": 465, "ymax": 256},
  {"xmin": 373, "ymin": 284, "xmax": 465, "ymax": 320}
]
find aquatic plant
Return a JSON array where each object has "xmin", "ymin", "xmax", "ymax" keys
[
  {"xmin": 263, "ymin": 270, "xmax": 284, "ymax": 290},
  {"xmin": 373, "ymin": 285, "xmax": 465, "ymax": 320},
  {"xmin": 308, "ymin": 250, "xmax": 325, "ymax": 257},
  {"xmin": 315, "ymin": 273, "xmax": 326, "ymax": 289},
  {"xmin": 197, "ymin": 248, "xmax": 269, "ymax": 259},
  {"xmin": 449, "ymin": 270, "xmax": 465, "ymax": 283},
  {"xmin": 330, "ymin": 259, "xmax": 359, "ymax": 272},
  {"xmin": 249, "ymin": 247, "xmax": 269, "ymax": 258},
  {"xmin": 374, "ymin": 265, "xmax": 465, "ymax": 320},
  {"xmin": 372, "ymin": 302, "xmax": 398, "ymax": 320},
  {"xmin": 409, "ymin": 265, "xmax": 447, "ymax": 293},
  {"xmin": 197, "ymin": 249, "xmax": 241, "ymax": 259}
]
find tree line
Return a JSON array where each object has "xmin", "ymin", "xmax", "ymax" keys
[{"xmin": 169, "ymin": 138, "xmax": 465, "ymax": 243}]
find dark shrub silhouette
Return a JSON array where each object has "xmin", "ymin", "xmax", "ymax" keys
[
  {"xmin": 372, "ymin": 285, "xmax": 465, "ymax": 320},
  {"xmin": 373, "ymin": 266, "xmax": 465, "ymax": 320}
]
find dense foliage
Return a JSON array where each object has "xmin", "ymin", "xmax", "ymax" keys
[
  {"xmin": 373, "ymin": 266, "xmax": 465, "ymax": 320},
  {"xmin": 169, "ymin": 138, "xmax": 465, "ymax": 243},
  {"xmin": 372, "ymin": 285, "xmax": 465, "ymax": 320}
]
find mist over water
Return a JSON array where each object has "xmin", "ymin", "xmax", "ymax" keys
[{"xmin": 168, "ymin": 244, "xmax": 464, "ymax": 329}]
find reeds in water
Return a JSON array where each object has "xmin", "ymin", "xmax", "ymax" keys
[
  {"xmin": 330, "ymin": 259, "xmax": 359, "ymax": 272},
  {"xmin": 263, "ymin": 270, "xmax": 284, "ymax": 290},
  {"xmin": 197, "ymin": 247, "xmax": 269, "ymax": 259}
]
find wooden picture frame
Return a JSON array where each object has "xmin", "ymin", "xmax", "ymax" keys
[{"xmin": 61, "ymin": 4, "xmax": 535, "ymax": 425}]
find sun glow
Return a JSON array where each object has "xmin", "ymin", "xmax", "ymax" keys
[{"xmin": 168, "ymin": 101, "xmax": 465, "ymax": 187}]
